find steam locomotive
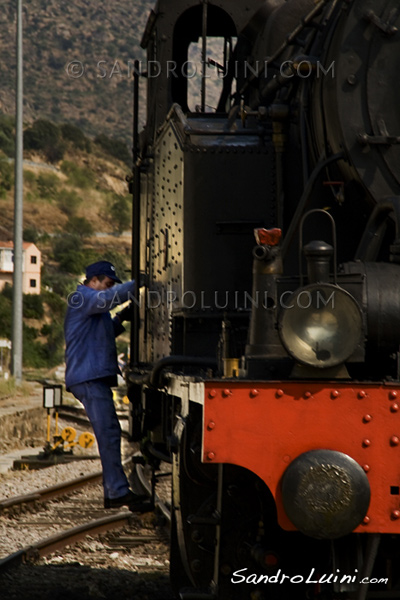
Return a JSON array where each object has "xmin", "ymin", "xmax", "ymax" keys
[{"xmin": 127, "ymin": 1, "xmax": 400, "ymax": 598}]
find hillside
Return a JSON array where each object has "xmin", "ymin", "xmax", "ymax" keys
[
  {"xmin": 0, "ymin": 0, "xmax": 152, "ymax": 146},
  {"xmin": 0, "ymin": 119, "xmax": 134, "ymax": 370}
]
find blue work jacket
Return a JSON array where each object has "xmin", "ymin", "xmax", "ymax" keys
[{"xmin": 64, "ymin": 281, "xmax": 135, "ymax": 389}]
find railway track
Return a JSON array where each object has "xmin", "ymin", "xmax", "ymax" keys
[
  {"xmin": 0, "ymin": 462, "xmax": 171, "ymax": 570},
  {"xmin": 0, "ymin": 459, "xmax": 174, "ymax": 599},
  {"xmin": 0, "ymin": 398, "xmax": 174, "ymax": 599}
]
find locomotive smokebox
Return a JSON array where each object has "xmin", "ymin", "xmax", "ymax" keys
[{"xmin": 281, "ymin": 449, "xmax": 370, "ymax": 539}]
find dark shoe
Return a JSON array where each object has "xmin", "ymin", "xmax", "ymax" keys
[
  {"xmin": 128, "ymin": 499, "xmax": 154, "ymax": 513},
  {"xmin": 104, "ymin": 490, "xmax": 149, "ymax": 510}
]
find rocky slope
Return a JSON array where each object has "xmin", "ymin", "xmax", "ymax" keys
[{"xmin": 0, "ymin": 0, "xmax": 151, "ymax": 145}]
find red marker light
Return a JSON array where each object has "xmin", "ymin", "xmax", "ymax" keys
[
  {"xmin": 264, "ymin": 552, "xmax": 279, "ymax": 567},
  {"xmin": 254, "ymin": 228, "xmax": 282, "ymax": 246}
]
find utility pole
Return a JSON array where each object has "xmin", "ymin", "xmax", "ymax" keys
[{"xmin": 12, "ymin": 0, "xmax": 23, "ymax": 384}]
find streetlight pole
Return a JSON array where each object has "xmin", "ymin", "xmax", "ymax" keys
[{"xmin": 12, "ymin": 0, "xmax": 24, "ymax": 384}]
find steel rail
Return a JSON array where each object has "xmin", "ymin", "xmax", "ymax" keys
[
  {"xmin": 0, "ymin": 470, "xmax": 103, "ymax": 512},
  {"xmin": 0, "ymin": 510, "xmax": 133, "ymax": 571},
  {"xmin": 0, "ymin": 454, "xmax": 134, "ymax": 512},
  {"xmin": 0, "ymin": 465, "xmax": 171, "ymax": 571},
  {"xmin": 0, "ymin": 459, "xmax": 169, "ymax": 573}
]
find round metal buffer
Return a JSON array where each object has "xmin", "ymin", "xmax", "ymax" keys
[
  {"xmin": 281, "ymin": 450, "xmax": 370, "ymax": 539},
  {"xmin": 278, "ymin": 284, "xmax": 362, "ymax": 368}
]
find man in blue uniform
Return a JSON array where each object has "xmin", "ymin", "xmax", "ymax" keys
[{"xmin": 64, "ymin": 260, "xmax": 151, "ymax": 512}]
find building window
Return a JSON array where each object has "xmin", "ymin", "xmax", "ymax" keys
[
  {"xmin": 30, "ymin": 255, "xmax": 37, "ymax": 264},
  {"xmin": 30, "ymin": 279, "xmax": 37, "ymax": 288}
]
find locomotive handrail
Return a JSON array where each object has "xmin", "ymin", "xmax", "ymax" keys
[
  {"xmin": 299, "ymin": 209, "xmax": 337, "ymax": 285},
  {"xmin": 131, "ymin": 58, "xmax": 142, "ymax": 369},
  {"xmin": 281, "ymin": 151, "xmax": 345, "ymax": 260}
]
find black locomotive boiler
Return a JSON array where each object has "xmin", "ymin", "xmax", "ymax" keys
[{"xmin": 126, "ymin": 1, "xmax": 400, "ymax": 598}]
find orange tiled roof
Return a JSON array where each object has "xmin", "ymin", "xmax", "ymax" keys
[{"xmin": 0, "ymin": 241, "xmax": 38, "ymax": 250}]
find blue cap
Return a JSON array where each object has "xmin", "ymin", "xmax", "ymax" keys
[{"xmin": 85, "ymin": 260, "xmax": 122, "ymax": 283}]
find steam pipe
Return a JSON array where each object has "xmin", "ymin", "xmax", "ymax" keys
[
  {"xmin": 355, "ymin": 197, "xmax": 400, "ymax": 263},
  {"xmin": 239, "ymin": 0, "xmax": 331, "ymax": 98}
]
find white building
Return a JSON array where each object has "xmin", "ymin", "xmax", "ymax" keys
[{"xmin": 0, "ymin": 241, "xmax": 41, "ymax": 294}]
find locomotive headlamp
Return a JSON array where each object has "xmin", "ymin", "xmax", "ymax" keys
[{"xmin": 278, "ymin": 283, "xmax": 362, "ymax": 368}]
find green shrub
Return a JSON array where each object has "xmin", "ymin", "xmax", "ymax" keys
[
  {"xmin": 0, "ymin": 157, "xmax": 13, "ymax": 198},
  {"xmin": 94, "ymin": 134, "xmax": 131, "ymax": 166},
  {"xmin": 36, "ymin": 172, "xmax": 60, "ymax": 199},
  {"xmin": 108, "ymin": 194, "xmax": 131, "ymax": 234},
  {"xmin": 60, "ymin": 123, "xmax": 91, "ymax": 152},
  {"xmin": 39, "ymin": 321, "xmax": 65, "ymax": 366},
  {"xmin": 52, "ymin": 233, "xmax": 83, "ymax": 261},
  {"xmin": 60, "ymin": 160, "xmax": 95, "ymax": 188},
  {"xmin": 1, "ymin": 283, "xmax": 13, "ymax": 301},
  {"xmin": 24, "ymin": 170, "xmax": 36, "ymax": 184},
  {"xmin": 57, "ymin": 188, "xmax": 82, "ymax": 216},
  {"xmin": 0, "ymin": 294, "xmax": 12, "ymax": 338},
  {"xmin": 42, "ymin": 289, "xmax": 66, "ymax": 317},
  {"xmin": 0, "ymin": 114, "xmax": 15, "ymax": 156},
  {"xmin": 41, "ymin": 270, "xmax": 78, "ymax": 296},
  {"xmin": 58, "ymin": 249, "xmax": 87, "ymax": 274},
  {"xmin": 23, "ymin": 324, "xmax": 64, "ymax": 369},
  {"xmin": 23, "ymin": 327, "xmax": 47, "ymax": 368},
  {"xmin": 24, "ymin": 119, "xmax": 66, "ymax": 163},
  {"xmin": 52, "ymin": 234, "xmax": 98, "ymax": 274},
  {"xmin": 23, "ymin": 293, "xmax": 44, "ymax": 319},
  {"xmin": 66, "ymin": 216, "xmax": 94, "ymax": 238},
  {"xmin": 23, "ymin": 226, "xmax": 39, "ymax": 243},
  {"xmin": 0, "ymin": 131, "xmax": 15, "ymax": 157}
]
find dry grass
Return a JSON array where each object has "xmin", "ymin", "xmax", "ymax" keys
[{"xmin": 0, "ymin": 376, "xmax": 35, "ymax": 400}]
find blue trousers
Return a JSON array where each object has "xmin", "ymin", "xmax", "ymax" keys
[{"xmin": 69, "ymin": 379, "xmax": 130, "ymax": 499}]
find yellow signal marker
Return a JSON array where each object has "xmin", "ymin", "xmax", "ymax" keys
[
  {"xmin": 61, "ymin": 427, "xmax": 77, "ymax": 443},
  {"xmin": 78, "ymin": 432, "xmax": 95, "ymax": 448}
]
